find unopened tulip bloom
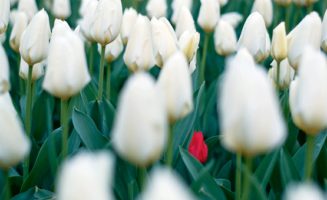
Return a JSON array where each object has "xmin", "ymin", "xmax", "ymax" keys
[
  {"xmin": 221, "ymin": 12, "xmax": 243, "ymax": 28},
  {"xmin": 271, "ymin": 22, "xmax": 287, "ymax": 62},
  {"xmin": 157, "ymin": 51, "xmax": 193, "ymax": 122},
  {"xmin": 171, "ymin": 0, "xmax": 192, "ymax": 24},
  {"xmin": 0, "ymin": 94, "xmax": 30, "ymax": 169},
  {"xmin": 289, "ymin": 48, "xmax": 327, "ymax": 135},
  {"xmin": 124, "ymin": 15, "xmax": 156, "ymax": 72},
  {"xmin": 140, "ymin": 168, "xmax": 197, "ymax": 200},
  {"xmin": 56, "ymin": 151, "xmax": 115, "ymax": 200},
  {"xmin": 283, "ymin": 183, "xmax": 326, "ymax": 200},
  {"xmin": 189, "ymin": 54, "xmax": 197, "ymax": 73},
  {"xmin": 10, "ymin": 11, "xmax": 28, "ymax": 53},
  {"xmin": 151, "ymin": 17, "xmax": 178, "ymax": 67},
  {"xmin": 251, "ymin": 0, "xmax": 273, "ymax": 27},
  {"xmin": 274, "ymin": 0, "xmax": 291, "ymax": 6},
  {"xmin": 79, "ymin": 0, "xmax": 96, "ymax": 16},
  {"xmin": 112, "ymin": 73, "xmax": 167, "ymax": 166},
  {"xmin": 214, "ymin": 20, "xmax": 237, "ymax": 56},
  {"xmin": 268, "ymin": 59, "xmax": 294, "ymax": 89},
  {"xmin": 178, "ymin": 30, "xmax": 200, "ymax": 63},
  {"xmin": 18, "ymin": 0, "xmax": 38, "ymax": 20},
  {"xmin": 120, "ymin": 8, "xmax": 138, "ymax": 45},
  {"xmin": 175, "ymin": 6, "xmax": 196, "ymax": 38},
  {"xmin": 219, "ymin": 0, "xmax": 229, "ymax": 6},
  {"xmin": 321, "ymin": 10, "xmax": 327, "ymax": 52},
  {"xmin": 219, "ymin": 49, "xmax": 286, "ymax": 156},
  {"xmin": 287, "ymin": 12, "xmax": 321, "ymax": 70},
  {"xmin": 99, "ymin": 35, "xmax": 123, "ymax": 63},
  {"xmin": 188, "ymin": 131, "xmax": 208, "ymax": 163},
  {"xmin": 0, "ymin": 44, "xmax": 9, "ymax": 93},
  {"xmin": 52, "ymin": 0, "xmax": 71, "ymax": 20},
  {"xmin": 43, "ymin": 20, "xmax": 90, "ymax": 99},
  {"xmin": 238, "ymin": 12, "xmax": 270, "ymax": 62},
  {"xmin": 20, "ymin": 58, "xmax": 45, "ymax": 81},
  {"xmin": 293, "ymin": 0, "xmax": 318, "ymax": 6},
  {"xmin": 0, "ymin": 0, "xmax": 10, "ymax": 34},
  {"xmin": 197, "ymin": 0, "xmax": 220, "ymax": 33},
  {"xmin": 90, "ymin": 0, "xmax": 122, "ymax": 46},
  {"xmin": 79, "ymin": 0, "xmax": 98, "ymax": 42},
  {"xmin": 20, "ymin": 9, "xmax": 51, "ymax": 66},
  {"xmin": 146, "ymin": 0, "xmax": 167, "ymax": 18}
]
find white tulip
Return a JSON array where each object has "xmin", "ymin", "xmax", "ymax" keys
[
  {"xmin": 274, "ymin": 0, "xmax": 291, "ymax": 6},
  {"xmin": 219, "ymin": 0, "xmax": 229, "ymax": 6},
  {"xmin": 98, "ymin": 34, "xmax": 123, "ymax": 63},
  {"xmin": 19, "ymin": 58, "xmax": 45, "ymax": 81},
  {"xmin": 221, "ymin": 12, "xmax": 243, "ymax": 28},
  {"xmin": 124, "ymin": 15, "xmax": 156, "ymax": 72},
  {"xmin": 112, "ymin": 73, "xmax": 167, "ymax": 166},
  {"xmin": 214, "ymin": 20, "xmax": 237, "ymax": 56},
  {"xmin": 189, "ymin": 53, "xmax": 197, "ymax": 73},
  {"xmin": 18, "ymin": 0, "xmax": 38, "ymax": 21},
  {"xmin": 120, "ymin": 8, "xmax": 138, "ymax": 45},
  {"xmin": 0, "ymin": 44, "xmax": 9, "ymax": 93},
  {"xmin": 289, "ymin": 47, "xmax": 327, "ymax": 135},
  {"xmin": 238, "ymin": 12, "xmax": 270, "ymax": 62},
  {"xmin": 52, "ymin": 0, "xmax": 71, "ymax": 20},
  {"xmin": 219, "ymin": 48, "xmax": 286, "ymax": 156},
  {"xmin": 0, "ymin": 93, "xmax": 30, "ymax": 169},
  {"xmin": 79, "ymin": 0, "xmax": 98, "ymax": 42},
  {"xmin": 157, "ymin": 51, "xmax": 193, "ymax": 122},
  {"xmin": 268, "ymin": 59, "xmax": 295, "ymax": 89},
  {"xmin": 43, "ymin": 20, "xmax": 90, "ymax": 99},
  {"xmin": 56, "ymin": 151, "xmax": 115, "ymax": 200},
  {"xmin": 271, "ymin": 22, "xmax": 287, "ymax": 62},
  {"xmin": 140, "ymin": 168, "xmax": 197, "ymax": 200},
  {"xmin": 0, "ymin": 33, "xmax": 5, "ymax": 44},
  {"xmin": 90, "ymin": 0, "xmax": 122, "ymax": 46},
  {"xmin": 251, "ymin": 0, "xmax": 273, "ymax": 27},
  {"xmin": 283, "ymin": 183, "xmax": 326, "ymax": 200},
  {"xmin": 171, "ymin": 0, "xmax": 192, "ymax": 24},
  {"xmin": 0, "ymin": 0, "xmax": 10, "ymax": 34},
  {"xmin": 197, "ymin": 0, "xmax": 220, "ymax": 33},
  {"xmin": 10, "ymin": 11, "xmax": 28, "ymax": 53},
  {"xmin": 175, "ymin": 6, "xmax": 196, "ymax": 38},
  {"xmin": 321, "ymin": 10, "xmax": 327, "ymax": 52},
  {"xmin": 151, "ymin": 17, "xmax": 178, "ymax": 67},
  {"xmin": 287, "ymin": 12, "xmax": 321, "ymax": 70},
  {"xmin": 20, "ymin": 9, "xmax": 51, "ymax": 66},
  {"xmin": 293, "ymin": 0, "xmax": 318, "ymax": 6},
  {"xmin": 146, "ymin": 0, "xmax": 167, "ymax": 18},
  {"xmin": 79, "ymin": 0, "xmax": 96, "ymax": 16},
  {"xmin": 178, "ymin": 30, "xmax": 200, "ymax": 63}
]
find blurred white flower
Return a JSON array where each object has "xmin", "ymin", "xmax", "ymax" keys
[
  {"xmin": 98, "ymin": 35, "xmax": 123, "ymax": 63},
  {"xmin": 251, "ymin": 0, "xmax": 273, "ymax": 27},
  {"xmin": 175, "ymin": 6, "xmax": 195, "ymax": 38},
  {"xmin": 268, "ymin": 59, "xmax": 294, "ymax": 89},
  {"xmin": 0, "ymin": 44, "xmax": 9, "ymax": 93},
  {"xmin": 171, "ymin": 0, "xmax": 192, "ymax": 24},
  {"xmin": 52, "ymin": 0, "xmax": 71, "ymax": 20},
  {"xmin": 0, "ymin": 0, "xmax": 10, "ymax": 34},
  {"xmin": 112, "ymin": 73, "xmax": 167, "ymax": 166},
  {"xmin": 18, "ymin": 0, "xmax": 38, "ymax": 21},
  {"xmin": 197, "ymin": 0, "xmax": 220, "ymax": 33},
  {"xmin": 79, "ymin": 0, "xmax": 98, "ymax": 42},
  {"xmin": 219, "ymin": 0, "xmax": 229, "ymax": 6},
  {"xmin": 19, "ymin": 58, "xmax": 45, "ymax": 81},
  {"xmin": 221, "ymin": 12, "xmax": 243, "ymax": 28},
  {"xmin": 214, "ymin": 20, "xmax": 237, "ymax": 56},
  {"xmin": 10, "ymin": 11, "xmax": 28, "ymax": 53},
  {"xmin": 56, "ymin": 151, "xmax": 115, "ymax": 200},
  {"xmin": 79, "ymin": 0, "xmax": 96, "ymax": 16},
  {"xmin": 283, "ymin": 183, "xmax": 326, "ymax": 200},
  {"xmin": 178, "ymin": 30, "xmax": 200, "ymax": 63},
  {"xmin": 271, "ymin": 22, "xmax": 288, "ymax": 62},
  {"xmin": 321, "ymin": 10, "xmax": 327, "ymax": 52},
  {"xmin": 120, "ymin": 8, "xmax": 138, "ymax": 45},
  {"xmin": 146, "ymin": 0, "xmax": 167, "ymax": 18}
]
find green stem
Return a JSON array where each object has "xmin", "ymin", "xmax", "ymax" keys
[
  {"xmin": 89, "ymin": 42, "xmax": 95, "ymax": 76},
  {"xmin": 236, "ymin": 153, "xmax": 242, "ymax": 200},
  {"xmin": 165, "ymin": 124, "xmax": 174, "ymax": 167},
  {"xmin": 199, "ymin": 33, "xmax": 210, "ymax": 84},
  {"xmin": 61, "ymin": 99, "xmax": 69, "ymax": 159},
  {"xmin": 307, "ymin": 4, "xmax": 314, "ymax": 13},
  {"xmin": 242, "ymin": 157, "xmax": 252, "ymax": 200},
  {"xmin": 106, "ymin": 63, "xmax": 111, "ymax": 100},
  {"xmin": 137, "ymin": 167, "xmax": 147, "ymax": 192},
  {"xmin": 97, "ymin": 45, "xmax": 106, "ymax": 101},
  {"xmin": 276, "ymin": 60, "xmax": 281, "ymax": 91},
  {"xmin": 285, "ymin": 6, "xmax": 291, "ymax": 31},
  {"xmin": 304, "ymin": 135, "xmax": 315, "ymax": 181},
  {"xmin": 4, "ymin": 170, "xmax": 11, "ymax": 200},
  {"xmin": 133, "ymin": 0, "xmax": 139, "ymax": 10}
]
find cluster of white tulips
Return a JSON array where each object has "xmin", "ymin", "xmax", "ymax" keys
[{"xmin": 0, "ymin": 0, "xmax": 327, "ymax": 199}]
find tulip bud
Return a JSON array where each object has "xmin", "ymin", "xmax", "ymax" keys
[
  {"xmin": 274, "ymin": 0, "xmax": 291, "ymax": 6},
  {"xmin": 283, "ymin": 183, "xmax": 325, "ymax": 200},
  {"xmin": 98, "ymin": 34, "xmax": 123, "ymax": 63},
  {"xmin": 9, "ymin": 11, "xmax": 28, "ymax": 53},
  {"xmin": 18, "ymin": 0, "xmax": 38, "ymax": 21},
  {"xmin": 214, "ymin": 20, "xmax": 237, "ymax": 56},
  {"xmin": 56, "ymin": 151, "xmax": 115, "ymax": 200},
  {"xmin": 268, "ymin": 59, "xmax": 295, "ymax": 89},
  {"xmin": 197, "ymin": 0, "xmax": 220, "ymax": 33},
  {"xmin": 178, "ymin": 30, "xmax": 200, "ymax": 63},
  {"xmin": 289, "ymin": 47, "xmax": 327, "ymax": 135},
  {"xmin": 151, "ymin": 17, "xmax": 178, "ymax": 67},
  {"xmin": 287, "ymin": 12, "xmax": 321, "ymax": 70},
  {"xmin": 171, "ymin": 0, "xmax": 192, "ymax": 24},
  {"xmin": 0, "ymin": 93, "xmax": 30, "ymax": 169},
  {"xmin": 20, "ymin": 9, "xmax": 51, "ymax": 66},
  {"xmin": 0, "ymin": 44, "xmax": 9, "ymax": 93},
  {"xmin": 293, "ymin": 0, "xmax": 318, "ymax": 6},
  {"xmin": 43, "ymin": 20, "xmax": 90, "ymax": 99},
  {"xmin": 79, "ymin": 0, "xmax": 98, "ymax": 42},
  {"xmin": 120, "ymin": 8, "xmax": 138, "ymax": 45},
  {"xmin": 251, "ymin": 0, "xmax": 273, "ymax": 27},
  {"xmin": 321, "ymin": 10, "xmax": 327, "ymax": 52},
  {"xmin": 271, "ymin": 22, "xmax": 287, "ymax": 62},
  {"xmin": 79, "ymin": 0, "xmax": 96, "ymax": 16},
  {"xmin": 157, "ymin": 51, "xmax": 193, "ymax": 122},
  {"xmin": 188, "ymin": 131, "xmax": 208, "ymax": 163},
  {"xmin": 221, "ymin": 12, "xmax": 243, "ymax": 28},
  {"xmin": 90, "ymin": 0, "xmax": 122, "ymax": 46},
  {"xmin": 0, "ymin": 0, "xmax": 10, "ymax": 34},
  {"xmin": 189, "ymin": 53, "xmax": 197, "ymax": 73},
  {"xmin": 218, "ymin": 49, "xmax": 286, "ymax": 156},
  {"xmin": 175, "ymin": 6, "xmax": 196, "ymax": 38},
  {"xmin": 52, "ymin": 0, "xmax": 71, "ymax": 20},
  {"xmin": 20, "ymin": 58, "xmax": 45, "ymax": 81},
  {"xmin": 146, "ymin": 0, "xmax": 167, "ymax": 18},
  {"xmin": 140, "ymin": 168, "xmax": 197, "ymax": 200},
  {"xmin": 219, "ymin": 0, "xmax": 229, "ymax": 6},
  {"xmin": 124, "ymin": 15, "xmax": 156, "ymax": 72},
  {"xmin": 112, "ymin": 73, "xmax": 167, "ymax": 166},
  {"xmin": 238, "ymin": 12, "xmax": 270, "ymax": 62}
]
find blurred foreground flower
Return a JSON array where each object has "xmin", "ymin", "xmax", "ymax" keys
[
  {"xmin": 197, "ymin": 0, "xmax": 220, "ymax": 33},
  {"xmin": 214, "ymin": 20, "xmax": 237, "ymax": 56},
  {"xmin": 283, "ymin": 183, "xmax": 326, "ymax": 200},
  {"xmin": 268, "ymin": 59, "xmax": 294, "ymax": 90},
  {"xmin": 0, "ymin": 43, "xmax": 9, "ymax": 93},
  {"xmin": 188, "ymin": 131, "xmax": 208, "ymax": 164},
  {"xmin": 9, "ymin": 11, "xmax": 28, "ymax": 53},
  {"xmin": 0, "ymin": 0, "xmax": 10, "ymax": 34},
  {"xmin": 52, "ymin": 0, "xmax": 71, "ymax": 20},
  {"xmin": 146, "ymin": 0, "xmax": 167, "ymax": 18},
  {"xmin": 121, "ymin": 8, "xmax": 138, "ymax": 45},
  {"xmin": 17, "ymin": 0, "xmax": 37, "ymax": 21},
  {"xmin": 251, "ymin": 0, "xmax": 273, "ymax": 27}
]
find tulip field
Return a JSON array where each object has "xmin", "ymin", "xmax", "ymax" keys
[{"xmin": 1, "ymin": 0, "xmax": 327, "ymax": 199}]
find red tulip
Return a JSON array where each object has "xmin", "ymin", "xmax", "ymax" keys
[{"xmin": 188, "ymin": 131, "xmax": 208, "ymax": 163}]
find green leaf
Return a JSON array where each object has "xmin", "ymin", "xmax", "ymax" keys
[
  {"xmin": 254, "ymin": 151, "xmax": 279, "ymax": 190},
  {"xmin": 13, "ymin": 187, "xmax": 55, "ymax": 200},
  {"xmin": 280, "ymin": 148, "xmax": 301, "ymax": 186}
]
